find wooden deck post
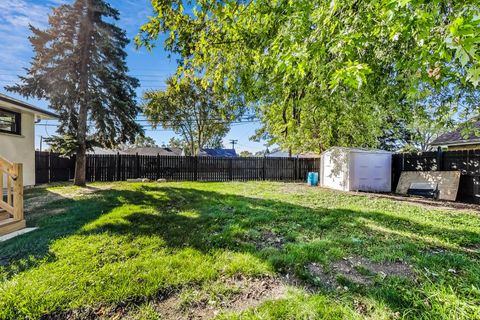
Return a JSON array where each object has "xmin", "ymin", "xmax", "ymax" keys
[
  {"xmin": 0, "ymin": 157, "xmax": 26, "ymax": 236},
  {"xmin": 12, "ymin": 163, "xmax": 24, "ymax": 221}
]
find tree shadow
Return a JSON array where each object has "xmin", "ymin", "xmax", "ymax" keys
[
  {"xmin": 0, "ymin": 185, "xmax": 163, "ymax": 277},
  {"xmin": 1, "ymin": 183, "xmax": 479, "ymax": 316}
]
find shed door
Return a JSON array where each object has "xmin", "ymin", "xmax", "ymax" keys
[{"xmin": 352, "ymin": 153, "xmax": 391, "ymax": 192}]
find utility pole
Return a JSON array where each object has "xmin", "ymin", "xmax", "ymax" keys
[{"xmin": 229, "ymin": 139, "xmax": 238, "ymax": 150}]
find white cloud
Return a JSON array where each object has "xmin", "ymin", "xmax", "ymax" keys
[{"xmin": 0, "ymin": 0, "xmax": 60, "ymax": 90}]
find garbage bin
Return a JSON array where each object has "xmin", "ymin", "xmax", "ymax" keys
[{"xmin": 307, "ymin": 172, "xmax": 319, "ymax": 186}]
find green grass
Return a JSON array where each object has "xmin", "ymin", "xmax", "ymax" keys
[{"xmin": 0, "ymin": 181, "xmax": 479, "ymax": 319}]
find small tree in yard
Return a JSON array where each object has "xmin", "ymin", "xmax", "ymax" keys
[
  {"xmin": 143, "ymin": 77, "xmax": 242, "ymax": 155},
  {"xmin": 7, "ymin": 0, "xmax": 142, "ymax": 186}
]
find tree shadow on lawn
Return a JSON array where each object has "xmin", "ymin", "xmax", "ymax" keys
[
  {"xmin": 2, "ymin": 183, "xmax": 480, "ymax": 317},
  {"xmin": 0, "ymin": 185, "xmax": 162, "ymax": 276},
  {"xmin": 79, "ymin": 185, "xmax": 480, "ymax": 314}
]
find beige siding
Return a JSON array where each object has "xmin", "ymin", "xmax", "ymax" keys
[{"xmin": 0, "ymin": 112, "xmax": 36, "ymax": 186}]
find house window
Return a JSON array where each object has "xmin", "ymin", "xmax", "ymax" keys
[{"xmin": 0, "ymin": 108, "xmax": 21, "ymax": 135}]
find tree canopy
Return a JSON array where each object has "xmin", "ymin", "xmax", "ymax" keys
[
  {"xmin": 137, "ymin": 0, "xmax": 480, "ymax": 153},
  {"xmin": 143, "ymin": 77, "xmax": 243, "ymax": 155}
]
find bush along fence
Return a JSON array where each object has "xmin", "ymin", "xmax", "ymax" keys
[
  {"xmin": 35, "ymin": 151, "xmax": 321, "ymax": 184},
  {"xmin": 392, "ymin": 149, "xmax": 480, "ymax": 203}
]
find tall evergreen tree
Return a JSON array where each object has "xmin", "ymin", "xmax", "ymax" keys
[{"xmin": 7, "ymin": 0, "xmax": 142, "ymax": 186}]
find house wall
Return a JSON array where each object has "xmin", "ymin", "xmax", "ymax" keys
[{"xmin": 0, "ymin": 112, "xmax": 36, "ymax": 186}]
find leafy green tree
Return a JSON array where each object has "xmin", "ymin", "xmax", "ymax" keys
[
  {"xmin": 137, "ymin": 0, "xmax": 480, "ymax": 153},
  {"xmin": 7, "ymin": 0, "xmax": 141, "ymax": 186},
  {"xmin": 239, "ymin": 151, "xmax": 253, "ymax": 157},
  {"xmin": 143, "ymin": 77, "xmax": 242, "ymax": 155},
  {"xmin": 120, "ymin": 135, "xmax": 158, "ymax": 149}
]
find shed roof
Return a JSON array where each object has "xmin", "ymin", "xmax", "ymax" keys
[{"xmin": 323, "ymin": 147, "xmax": 392, "ymax": 154}]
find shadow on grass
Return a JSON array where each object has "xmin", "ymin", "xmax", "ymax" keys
[{"xmin": 1, "ymin": 183, "xmax": 480, "ymax": 316}]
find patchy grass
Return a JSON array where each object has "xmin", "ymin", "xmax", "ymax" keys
[{"xmin": 1, "ymin": 181, "xmax": 480, "ymax": 319}]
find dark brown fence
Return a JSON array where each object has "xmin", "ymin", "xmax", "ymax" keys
[
  {"xmin": 392, "ymin": 150, "xmax": 480, "ymax": 203},
  {"xmin": 35, "ymin": 151, "xmax": 76, "ymax": 184},
  {"xmin": 35, "ymin": 152, "xmax": 321, "ymax": 184}
]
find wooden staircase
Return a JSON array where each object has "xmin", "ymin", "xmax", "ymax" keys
[{"xmin": 0, "ymin": 156, "xmax": 25, "ymax": 236}]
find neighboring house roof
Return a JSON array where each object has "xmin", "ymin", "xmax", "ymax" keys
[
  {"xmin": 198, "ymin": 149, "xmax": 238, "ymax": 157},
  {"xmin": 87, "ymin": 147, "xmax": 183, "ymax": 156},
  {"xmin": 87, "ymin": 147, "xmax": 125, "ymax": 155},
  {"xmin": 265, "ymin": 151, "xmax": 290, "ymax": 158},
  {"xmin": 265, "ymin": 151, "xmax": 321, "ymax": 158},
  {"xmin": 123, "ymin": 147, "xmax": 183, "ymax": 156},
  {"xmin": 0, "ymin": 93, "xmax": 58, "ymax": 119},
  {"xmin": 430, "ymin": 121, "xmax": 480, "ymax": 147}
]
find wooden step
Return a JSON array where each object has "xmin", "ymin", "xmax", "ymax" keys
[
  {"xmin": 0, "ymin": 218, "xmax": 26, "ymax": 236},
  {"xmin": 0, "ymin": 210, "xmax": 11, "ymax": 221}
]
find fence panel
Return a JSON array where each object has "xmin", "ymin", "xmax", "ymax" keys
[
  {"xmin": 392, "ymin": 150, "xmax": 480, "ymax": 203},
  {"xmin": 36, "ymin": 152, "xmax": 321, "ymax": 184},
  {"xmin": 35, "ymin": 151, "xmax": 75, "ymax": 184}
]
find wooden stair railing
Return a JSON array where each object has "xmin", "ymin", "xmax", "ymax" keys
[{"xmin": 0, "ymin": 156, "xmax": 25, "ymax": 236}]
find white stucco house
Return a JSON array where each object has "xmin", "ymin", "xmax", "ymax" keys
[{"xmin": 0, "ymin": 94, "xmax": 58, "ymax": 186}]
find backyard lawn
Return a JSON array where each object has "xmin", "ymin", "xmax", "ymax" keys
[{"xmin": 0, "ymin": 182, "xmax": 479, "ymax": 319}]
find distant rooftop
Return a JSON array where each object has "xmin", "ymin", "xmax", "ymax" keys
[
  {"xmin": 198, "ymin": 149, "xmax": 238, "ymax": 157},
  {"xmin": 88, "ymin": 147, "xmax": 183, "ymax": 156},
  {"xmin": 123, "ymin": 147, "xmax": 183, "ymax": 156},
  {"xmin": 431, "ymin": 121, "xmax": 480, "ymax": 146}
]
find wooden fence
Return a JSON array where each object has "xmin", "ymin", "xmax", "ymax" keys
[
  {"xmin": 35, "ymin": 151, "xmax": 76, "ymax": 184},
  {"xmin": 36, "ymin": 150, "xmax": 480, "ymax": 203},
  {"xmin": 35, "ymin": 151, "xmax": 321, "ymax": 184},
  {"xmin": 392, "ymin": 150, "xmax": 480, "ymax": 203}
]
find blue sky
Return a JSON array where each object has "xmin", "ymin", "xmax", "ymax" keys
[{"xmin": 0, "ymin": 0, "xmax": 266, "ymax": 153}]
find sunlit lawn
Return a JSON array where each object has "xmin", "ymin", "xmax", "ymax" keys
[{"xmin": 0, "ymin": 181, "xmax": 479, "ymax": 319}]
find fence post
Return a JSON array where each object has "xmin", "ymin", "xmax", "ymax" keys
[
  {"xmin": 48, "ymin": 151, "xmax": 52, "ymax": 183},
  {"xmin": 115, "ymin": 152, "xmax": 121, "ymax": 181},
  {"xmin": 156, "ymin": 154, "xmax": 160, "ymax": 180},
  {"xmin": 135, "ymin": 153, "xmax": 140, "ymax": 178},
  {"xmin": 194, "ymin": 156, "xmax": 198, "ymax": 181},
  {"xmin": 262, "ymin": 156, "xmax": 266, "ymax": 181},
  {"xmin": 293, "ymin": 156, "xmax": 298, "ymax": 181},
  {"xmin": 436, "ymin": 147, "xmax": 443, "ymax": 171},
  {"xmin": 466, "ymin": 150, "xmax": 470, "ymax": 174},
  {"xmin": 229, "ymin": 158, "xmax": 233, "ymax": 181}
]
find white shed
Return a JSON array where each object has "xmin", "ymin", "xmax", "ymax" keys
[{"xmin": 320, "ymin": 147, "xmax": 392, "ymax": 192}]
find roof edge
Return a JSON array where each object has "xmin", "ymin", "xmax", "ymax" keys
[
  {"xmin": 430, "ymin": 139, "xmax": 480, "ymax": 146},
  {"xmin": 0, "ymin": 94, "xmax": 58, "ymax": 119}
]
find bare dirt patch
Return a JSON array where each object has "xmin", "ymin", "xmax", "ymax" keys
[
  {"xmin": 307, "ymin": 256, "xmax": 415, "ymax": 289},
  {"xmin": 152, "ymin": 276, "xmax": 288, "ymax": 319},
  {"xmin": 462, "ymin": 243, "xmax": 480, "ymax": 254},
  {"xmin": 255, "ymin": 230, "xmax": 286, "ymax": 250},
  {"xmin": 41, "ymin": 276, "xmax": 289, "ymax": 320},
  {"xmin": 279, "ymin": 183, "xmax": 312, "ymax": 195},
  {"xmin": 25, "ymin": 184, "xmax": 115, "ymax": 213}
]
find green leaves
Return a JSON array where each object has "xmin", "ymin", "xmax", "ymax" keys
[
  {"xmin": 329, "ymin": 62, "xmax": 373, "ymax": 91},
  {"xmin": 143, "ymin": 77, "xmax": 244, "ymax": 155},
  {"xmin": 137, "ymin": 0, "xmax": 480, "ymax": 152}
]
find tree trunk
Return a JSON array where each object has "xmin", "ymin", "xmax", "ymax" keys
[{"xmin": 74, "ymin": 0, "xmax": 93, "ymax": 186}]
